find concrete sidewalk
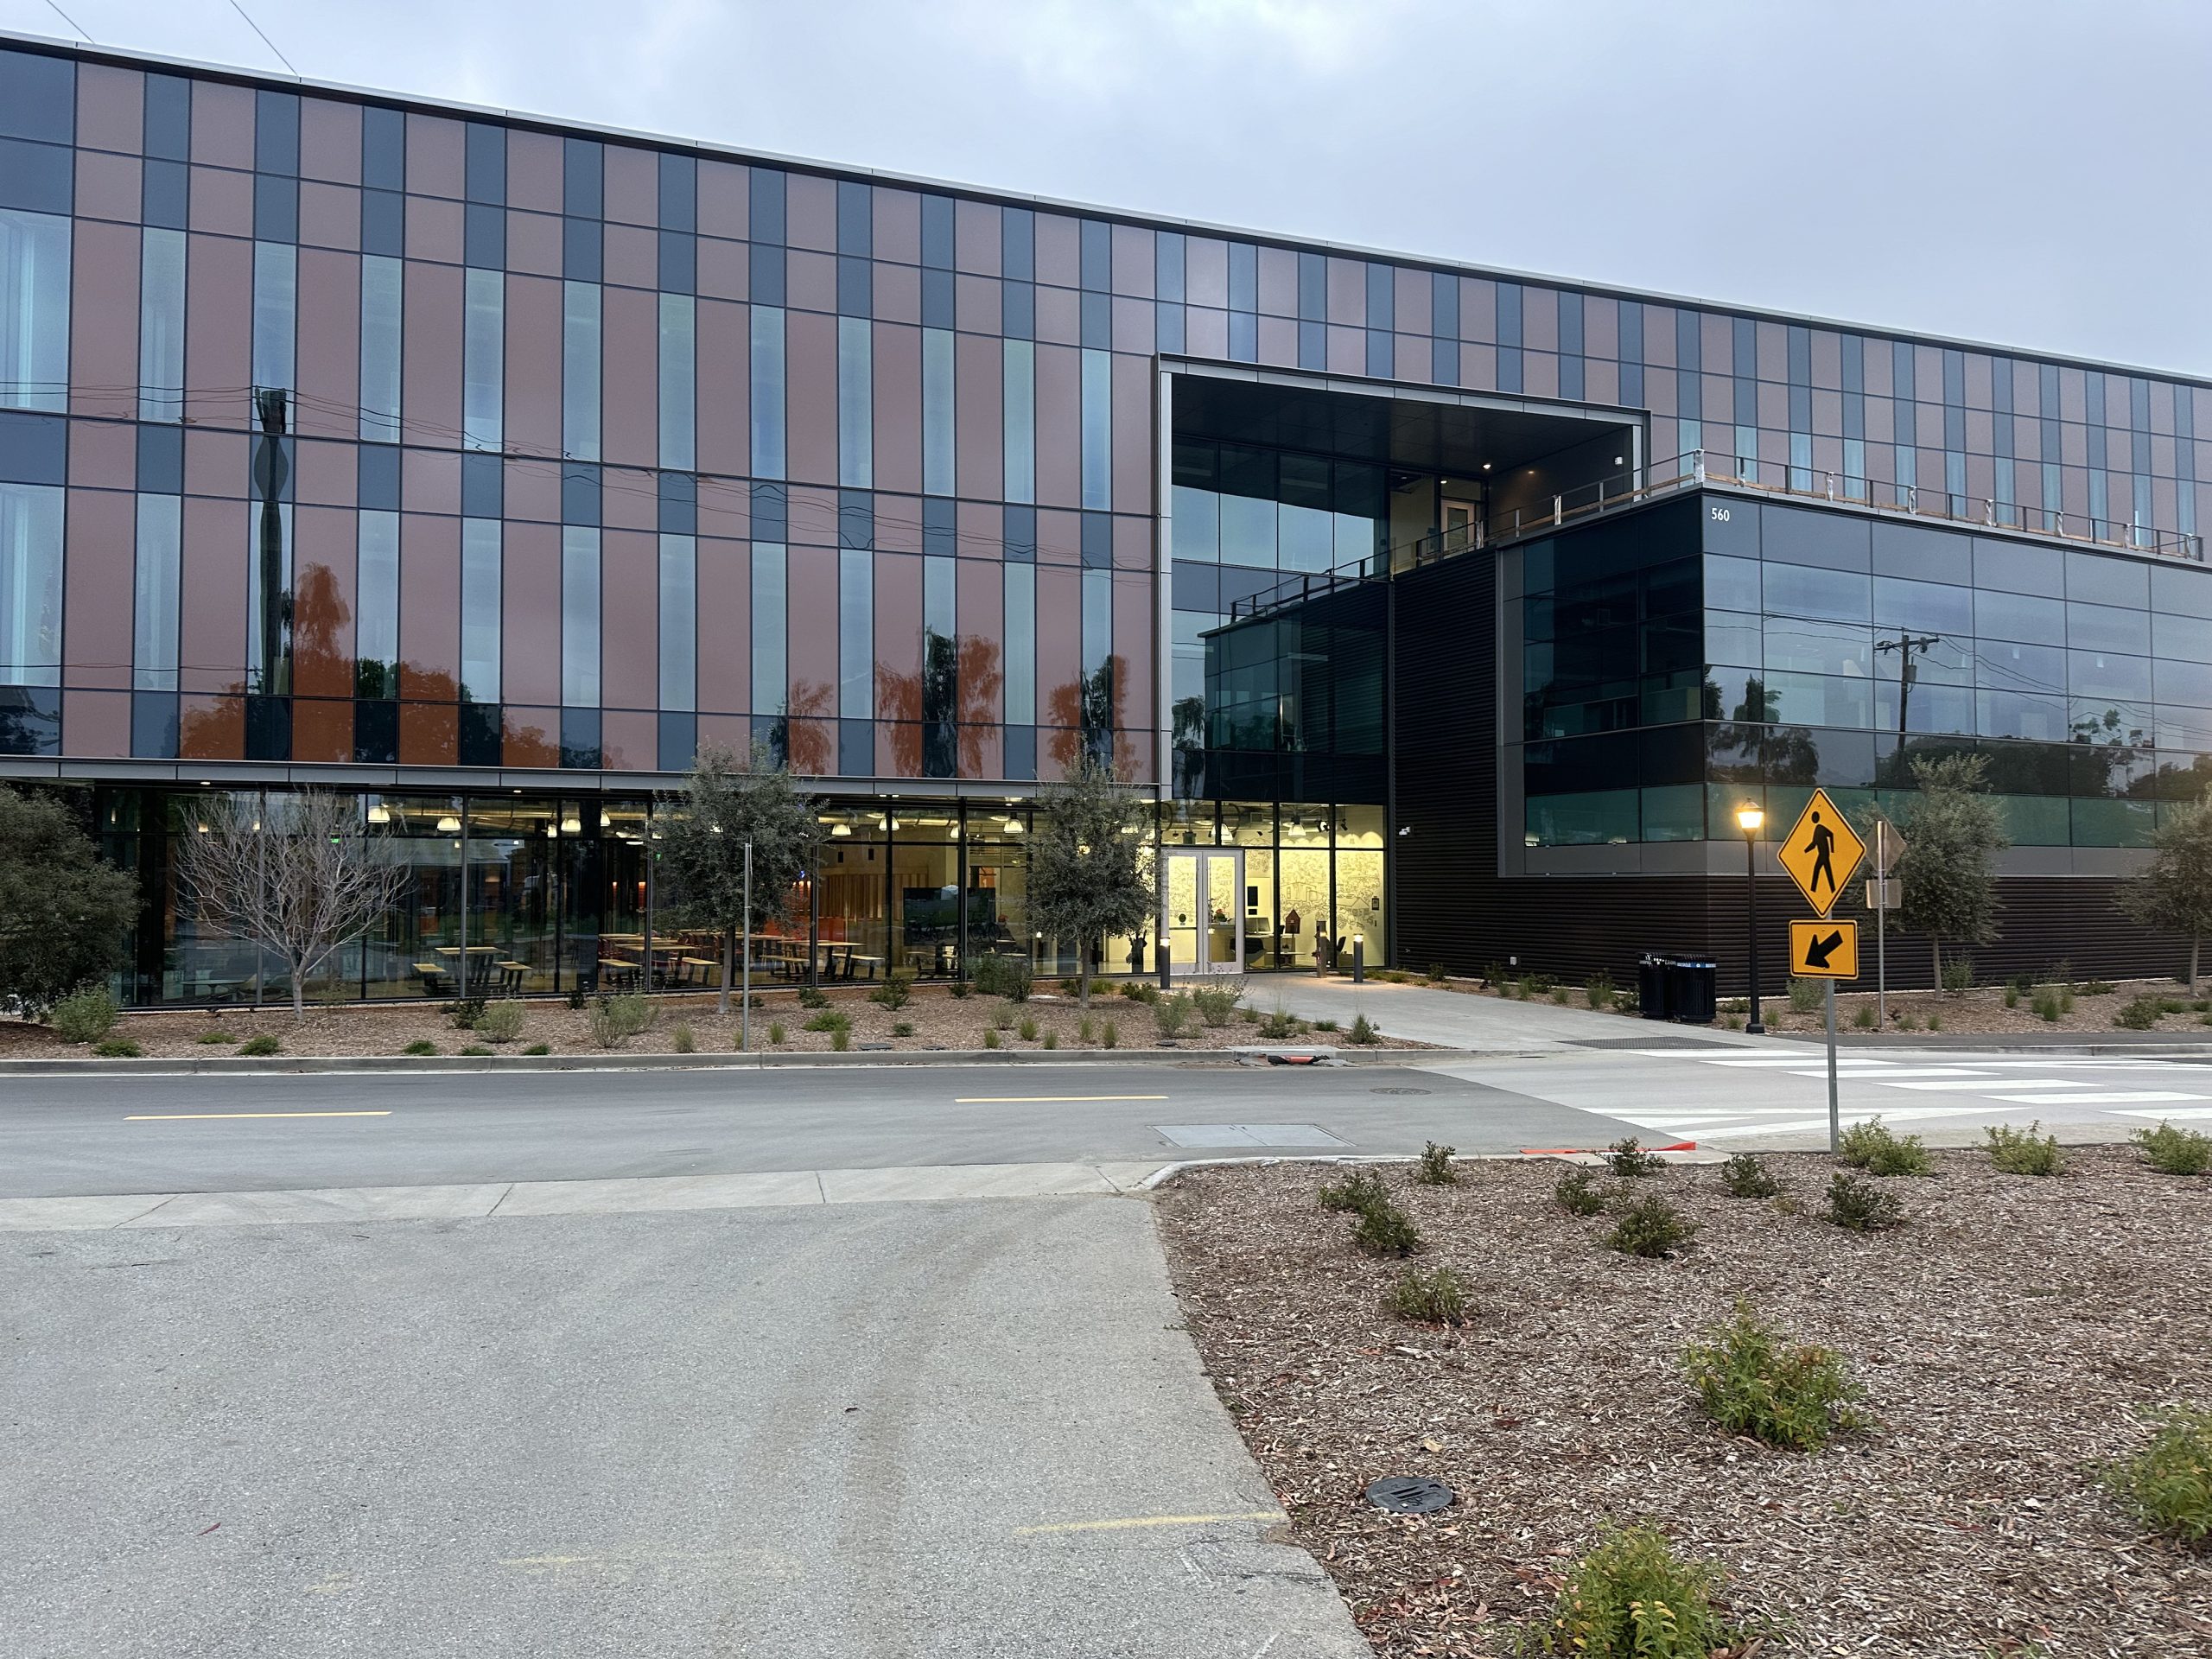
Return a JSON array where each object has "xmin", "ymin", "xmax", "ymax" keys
[
  {"xmin": 4, "ymin": 1198, "xmax": 1368, "ymax": 1657},
  {"xmin": 1251, "ymin": 975, "xmax": 1767, "ymax": 1053}
]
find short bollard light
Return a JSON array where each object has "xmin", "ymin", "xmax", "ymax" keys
[{"xmin": 1351, "ymin": 931, "xmax": 1365, "ymax": 982}]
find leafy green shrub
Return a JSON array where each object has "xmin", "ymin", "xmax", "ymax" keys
[
  {"xmin": 588, "ymin": 994, "xmax": 655, "ymax": 1049},
  {"xmin": 402, "ymin": 1039, "xmax": 438, "ymax": 1056},
  {"xmin": 2102, "ymin": 1404, "xmax": 2212, "ymax": 1548},
  {"xmin": 1986, "ymin": 1122, "xmax": 2064, "ymax": 1176},
  {"xmin": 1351, "ymin": 1193, "xmax": 1420, "ymax": 1256},
  {"xmin": 1788, "ymin": 976, "xmax": 1822, "ymax": 1014},
  {"xmin": 1040, "ymin": 1029, "xmax": 1058, "ymax": 1050},
  {"xmin": 1077, "ymin": 1014, "xmax": 1095, "ymax": 1043},
  {"xmin": 238, "ymin": 1034, "xmax": 281, "ymax": 1057},
  {"xmin": 671, "ymin": 1023, "xmax": 697, "ymax": 1053},
  {"xmin": 1827, "ymin": 1173, "xmax": 1905, "ymax": 1231},
  {"xmin": 474, "ymin": 1000, "xmax": 524, "ymax": 1043},
  {"xmin": 1607, "ymin": 1137, "xmax": 1667, "ymax": 1179},
  {"xmin": 803, "ymin": 1009, "xmax": 851, "ymax": 1033},
  {"xmin": 1719, "ymin": 1153, "xmax": 1780, "ymax": 1198},
  {"xmin": 1926, "ymin": 1011, "xmax": 1942, "ymax": 1032},
  {"xmin": 1388, "ymin": 1265, "xmax": 1467, "ymax": 1325},
  {"xmin": 522, "ymin": 1042, "xmax": 551, "ymax": 1056},
  {"xmin": 948, "ymin": 979, "xmax": 971, "ymax": 999},
  {"xmin": 1525, "ymin": 1524, "xmax": 1742, "ymax": 1657},
  {"xmin": 1101, "ymin": 1019, "xmax": 1117, "ymax": 1049},
  {"xmin": 1090, "ymin": 976, "xmax": 1112, "ymax": 999},
  {"xmin": 1188, "ymin": 984, "xmax": 1242, "ymax": 1027},
  {"xmin": 1319, "ymin": 1168, "xmax": 1389, "ymax": 1213},
  {"xmin": 868, "ymin": 968, "xmax": 915, "ymax": 1011},
  {"xmin": 1554, "ymin": 1167, "xmax": 1607, "ymax": 1216},
  {"xmin": 1311, "ymin": 1016, "xmax": 1338, "ymax": 1031},
  {"xmin": 458, "ymin": 1043, "xmax": 492, "ymax": 1057},
  {"xmin": 448, "ymin": 995, "xmax": 486, "ymax": 1031},
  {"xmin": 1940, "ymin": 954, "xmax": 1975, "ymax": 992},
  {"xmin": 196, "ymin": 1029, "xmax": 236, "ymax": 1045},
  {"xmin": 1018, "ymin": 1014, "xmax": 1039, "ymax": 1041},
  {"xmin": 982, "ymin": 1027, "xmax": 1001, "ymax": 1049},
  {"xmin": 992, "ymin": 1001, "xmax": 1020, "ymax": 1032},
  {"xmin": 1549, "ymin": 984, "xmax": 1571, "ymax": 1005},
  {"xmin": 49, "ymin": 987, "xmax": 118, "ymax": 1044},
  {"xmin": 1153, "ymin": 995, "xmax": 1192, "ymax": 1038},
  {"xmin": 1414, "ymin": 1141, "xmax": 1457, "ymax": 1185},
  {"xmin": 1427, "ymin": 963, "xmax": 1451, "ymax": 985},
  {"xmin": 766, "ymin": 1022, "xmax": 786, "ymax": 1046},
  {"xmin": 1837, "ymin": 1116, "xmax": 1934, "ymax": 1176},
  {"xmin": 970, "ymin": 952, "xmax": 1033, "ymax": 1002},
  {"xmin": 2132, "ymin": 1120, "xmax": 2212, "ymax": 1175},
  {"xmin": 1345, "ymin": 1013, "xmax": 1381, "ymax": 1045},
  {"xmin": 1682, "ymin": 1300, "xmax": 1867, "ymax": 1451},
  {"xmin": 2002, "ymin": 983, "xmax": 2019, "ymax": 1009},
  {"xmin": 92, "ymin": 1037, "xmax": 142, "ymax": 1058},
  {"xmin": 830, "ymin": 1025, "xmax": 851, "ymax": 1052},
  {"xmin": 891, "ymin": 1020, "xmax": 914, "ymax": 1038},
  {"xmin": 566, "ymin": 986, "xmax": 588, "ymax": 1011},
  {"xmin": 1585, "ymin": 970, "xmax": 1614, "ymax": 1009},
  {"xmin": 2032, "ymin": 982, "xmax": 2072, "ymax": 1022},
  {"xmin": 2117, "ymin": 994, "xmax": 2190, "ymax": 1030},
  {"xmin": 2080, "ymin": 979, "xmax": 2116, "ymax": 996},
  {"xmin": 796, "ymin": 985, "xmax": 829, "ymax": 1010},
  {"xmin": 1603, "ymin": 1193, "xmax": 1699, "ymax": 1258},
  {"xmin": 1852, "ymin": 1002, "xmax": 1877, "ymax": 1029}
]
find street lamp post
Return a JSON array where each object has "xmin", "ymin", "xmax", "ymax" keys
[{"xmin": 1737, "ymin": 804, "xmax": 1764, "ymax": 1034}]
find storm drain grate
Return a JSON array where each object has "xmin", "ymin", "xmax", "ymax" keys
[
  {"xmin": 1572, "ymin": 1035, "xmax": 1733, "ymax": 1051},
  {"xmin": 1154, "ymin": 1124, "xmax": 1351, "ymax": 1148},
  {"xmin": 1365, "ymin": 1475, "xmax": 1454, "ymax": 1515},
  {"xmin": 1369, "ymin": 1086, "xmax": 1432, "ymax": 1096}
]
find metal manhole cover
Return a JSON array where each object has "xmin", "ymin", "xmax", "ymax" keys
[
  {"xmin": 1369, "ymin": 1086, "xmax": 1431, "ymax": 1096},
  {"xmin": 1365, "ymin": 1475, "xmax": 1454, "ymax": 1514}
]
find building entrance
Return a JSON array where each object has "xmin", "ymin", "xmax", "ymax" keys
[{"xmin": 1162, "ymin": 848, "xmax": 1245, "ymax": 976}]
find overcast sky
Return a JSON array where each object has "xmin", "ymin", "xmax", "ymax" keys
[{"xmin": 8, "ymin": 0, "xmax": 2208, "ymax": 375}]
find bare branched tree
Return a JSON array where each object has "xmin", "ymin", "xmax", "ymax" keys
[{"xmin": 174, "ymin": 790, "xmax": 407, "ymax": 1020}]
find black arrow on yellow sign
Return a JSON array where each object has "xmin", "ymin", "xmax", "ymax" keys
[{"xmin": 1802, "ymin": 929, "xmax": 1846, "ymax": 969}]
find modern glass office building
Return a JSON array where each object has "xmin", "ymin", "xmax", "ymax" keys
[{"xmin": 3, "ymin": 33, "xmax": 2207, "ymax": 1002}]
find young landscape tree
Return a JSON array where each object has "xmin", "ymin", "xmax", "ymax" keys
[
  {"xmin": 656, "ymin": 741, "xmax": 823, "ymax": 1014},
  {"xmin": 1896, "ymin": 753, "xmax": 2009, "ymax": 990},
  {"xmin": 0, "ymin": 785, "xmax": 136, "ymax": 1019},
  {"xmin": 2120, "ymin": 792, "xmax": 2212, "ymax": 992},
  {"xmin": 172, "ymin": 790, "xmax": 407, "ymax": 1020},
  {"xmin": 1025, "ymin": 755, "xmax": 1159, "ymax": 1009}
]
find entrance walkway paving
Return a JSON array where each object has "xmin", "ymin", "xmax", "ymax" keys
[{"xmin": 1250, "ymin": 976, "xmax": 1770, "ymax": 1053}]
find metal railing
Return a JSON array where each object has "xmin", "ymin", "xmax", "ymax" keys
[{"xmin": 1225, "ymin": 448, "xmax": 2205, "ymax": 622}]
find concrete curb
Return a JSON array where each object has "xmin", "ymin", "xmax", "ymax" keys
[
  {"xmin": 0, "ymin": 1045, "xmax": 1473, "ymax": 1077},
  {"xmin": 1777, "ymin": 1033, "xmax": 2212, "ymax": 1058}
]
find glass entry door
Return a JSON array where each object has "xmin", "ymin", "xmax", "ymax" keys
[{"xmin": 1163, "ymin": 848, "xmax": 1244, "ymax": 976}]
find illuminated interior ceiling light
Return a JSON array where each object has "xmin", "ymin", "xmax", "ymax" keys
[
  {"xmin": 545, "ymin": 823, "xmax": 559, "ymax": 837},
  {"xmin": 599, "ymin": 812, "xmax": 612, "ymax": 829},
  {"xmin": 561, "ymin": 815, "xmax": 582, "ymax": 835},
  {"xmin": 366, "ymin": 803, "xmax": 391, "ymax": 824},
  {"xmin": 1003, "ymin": 817, "xmax": 1023, "ymax": 835},
  {"xmin": 435, "ymin": 815, "xmax": 461, "ymax": 833},
  {"xmin": 1480, "ymin": 462, "xmax": 1491, "ymax": 472},
  {"xmin": 830, "ymin": 823, "xmax": 852, "ymax": 837}
]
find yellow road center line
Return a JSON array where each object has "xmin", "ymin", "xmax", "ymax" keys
[
  {"xmin": 124, "ymin": 1110, "xmax": 393, "ymax": 1121},
  {"xmin": 954, "ymin": 1094, "xmax": 1170, "ymax": 1104},
  {"xmin": 1014, "ymin": 1510, "xmax": 1285, "ymax": 1535}
]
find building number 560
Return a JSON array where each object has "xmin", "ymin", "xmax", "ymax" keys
[{"xmin": 1709, "ymin": 505, "xmax": 1732, "ymax": 522}]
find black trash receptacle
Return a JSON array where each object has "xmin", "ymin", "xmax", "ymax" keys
[
  {"xmin": 1638, "ymin": 954, "xmax": 1671, "ymax": 1020},
  {"xmin": 1666, "ymin": 957, "xmax": 1718, "ymax": 1025}
]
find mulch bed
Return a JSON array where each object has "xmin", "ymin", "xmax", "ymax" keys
[
  {"xmin": 0, "ymin": 982, "xmax": 1422, "ymax": 1060},
  {"xmin": 1155, "ymin": 1147, "xmax": 2211, "ymax": 1656}
]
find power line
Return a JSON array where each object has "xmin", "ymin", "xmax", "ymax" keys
[
  {"xmin": 226, "ymin": 0, "xmax": 302, "ymax": 79},
  {"xmin": 42, "ymin": 1, "xmax": 93, "ymax": 44}
]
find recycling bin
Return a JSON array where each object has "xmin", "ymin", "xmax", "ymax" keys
[
  {"xmin": 1664, "ymin": 957, "xmax": 1718, "ymax": 1025},
  {"xmin": 1638, "ymin": 954, "xmax": 1671, "ymax": 1020}
]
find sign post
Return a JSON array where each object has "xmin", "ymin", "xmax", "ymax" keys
[
  {"xmin": 1778, "ymin": 791, "xmax": 1867, "ymax": 1154},
  {"xmin": 1866, "ymin": 816, "xmax": 1907, "ymax": 1030}
]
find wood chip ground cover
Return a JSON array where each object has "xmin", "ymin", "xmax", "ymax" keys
[{"xmin": 1155, "ymin": 1148, "xmax": 2210, "ymax": 1656}]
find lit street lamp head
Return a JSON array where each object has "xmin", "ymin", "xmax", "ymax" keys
[{"xmin": 1736, "ymin": 804, "xmax": 1764, "ymax": 835}]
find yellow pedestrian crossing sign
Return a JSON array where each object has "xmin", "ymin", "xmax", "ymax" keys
[
  {"xmin": 1777, "ymin": 789, "xmax": 1865, "ymax": 917},
  {"xmin": 1789, "ymin": 918, "xmax": 1859, "ymax": 979}
]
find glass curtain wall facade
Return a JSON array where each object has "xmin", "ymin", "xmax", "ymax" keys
[{"xmin": 1516, "ymin": 493, "xmax": 2212, "ymax": 850}]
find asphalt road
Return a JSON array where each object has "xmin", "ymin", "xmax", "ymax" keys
[
  {"xmin": 3, "ymin": 1198, "xmax": 1367, "ymax": 1658},
  {"xmin": 0, "ymin": 1062, "xmax": 1636, "ymax": 1199}
]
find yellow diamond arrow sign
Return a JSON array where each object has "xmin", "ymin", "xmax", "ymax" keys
[{"xmin": 1777, "ymin": 788, "xmax": 1865, "ymax": 918}]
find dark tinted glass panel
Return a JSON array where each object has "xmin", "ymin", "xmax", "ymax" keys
[
  {"xmin": 560, "ymin": 708, "xmax": 601, "ymax": 768},
  {"xmin": 1976, "ymin": 639, "xmax": 2065, "ymax": 695},
  {"xmin": 1001, "ymin": 207, "xmax": 1033, "ymax": 281},
  {"xmin": 2153, "ymin": 612, "xmax": 2212, "ymax": 664},
  {"xmin": 1703, "ymin": 554, "xmax": 1758, "ymax": 613},
  {"xmin": 0, "ymin": 139, "xmax": 71, "ymax": 213},
  {"xmin": 749, "ymin": 244, "xmax": 783, "ymax": 305},
  {"xmin": 1761, "ymin": 505, "xmax": 1869, "ymax": 569},
  {"xmin": 1872, "ymin": 576, "xmax": 1972, "ymax": 634},
  {"xmin": 144, "ymin": 74, "xmax": 191, "ymax": 160},
  {"xmin": 465, "ymin": 122, "xmax": 506, "ymax": 202},
  {"xmin": 255, "ymin": 90, "xmax": 300, "ymax": 175},
  {"xmin": 1705, "ymin": 610, "xmax": 1761, "ymax": 666},
  {"xmin": 1869, "ymin": 520, "xmax": 1971, "ymax": 582},
  {"xmin": 659, "ymin": 152, "xmax": 696, "ymax": 231},
  {"xmin": 836, "ymin": 253, "xmax": 869, "ymax": 316},
  {"xmin": 353, "ymin": 699, "xmax": 397, "ymax": 764},
  {"xmin": 658, "ymin": 710, "xmax": 696, "ymax": 771},
  {"xmin": 2151, "ymin": 564, "xmax": 2212, "ymax": 620},
  {"xmin": 362, "ymin": 106, "xmax": 406, "ymax": 191},
  {"xmin": 563, "ymin": 215, "xmax": 601, "ymax": 281},
  {"xmin": 2066, "ymin": 551, "xmax": 2149, "ymax": 609},
  {"xmin": 748, "ymin": 168, "xmax": 784, "ymax": 244},
  {"xmin": 461, "ymin": 453, "xmax": 503, "ymax": 518},
  {"xmin": 1974, "ymin": 588, "xmax": 2064, "ymax": 644},
  {"xmin": 2067, "ymin": 602, "xmax": 2151, "ymax": 656},
  {"xmin": 0, "ymin": 411, "xmax": 67, "ymax": 485},
  {"xmin": 1002, "ymin": 504, "xmax": 1035, "ymax": 562},
  {"xmin": 835, "ymin": 180, "xmax": 869, "ymax": 255},
  {"xmin": 362, "ymin": 188, "xmax": 404, "ymax": 256},
  {"xmin": 658, "ymin": 229, "xmax": 695, "ymax": 293},
  {"xmin": 1970, "ymin": 536, "xmax": 2063, "ymax": 595},
  {"xmin": 460, "ymin": 702, "xmax": 502, "ymax": 766},
  {"xmin": 143, "ymin": 157, "xmax": 188, "ymax": 228},
  {"xmin": 0, "ymin": 688, "xmax": 60, "ymax": 755},
  {"xmin": 137, "ymin": 423, "xmax": 184, "ymax": 493},
  {"xmin": 1762, "ymin": 562, "xmax": 1869, "ymax": 622},
  {"xmin": 658, "ymin": 471, "xmax": 696, "ymax": 534},
  {"xmin": 0, "ymin": 49, "xmax": 72, "ymax": 143},
  {"xmin": 132, "ymin": 690, "xmax": 179, "ymax": 758},
  {"xmin": 750, "ymin": 480, "xmax": 786, "ymax": 540},
  {"xmin": 464, "ymin": 202, "xmax": 504, "ymax": 268},
  {"xmin": 358, "ymin": 444, "xmax": 401, "ymax": 509},
  {"xmin": 920, "ymin": 195, "xmax": 953, "ymax": 269},
  {"xmin": 2069, "ymin": 650, "xmax": 2152, "ymax": 701},
  {"xmin": 254, "ymin": 175, "xmax": 298, "ymax": 242},
  {"xmin": 563, "ymin": 137, "xmax": 602, "ymax": 217},
  {"xmin": 561, "ymin": 463, "xmax": 601, "ymax": 526}
]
